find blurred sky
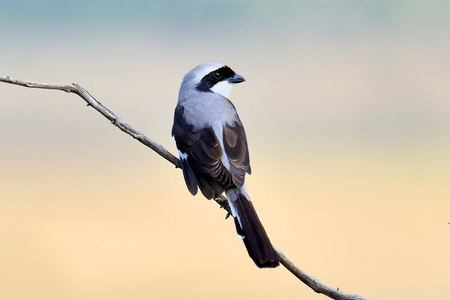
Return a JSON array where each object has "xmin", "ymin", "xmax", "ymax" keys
[{"xmin": 1, "ymin": 1, "xmax": 449, "ymax": 299}]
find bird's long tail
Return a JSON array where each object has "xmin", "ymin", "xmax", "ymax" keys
[{"xmin": 226, "ymin": 187, "xmax": 279, "ymax": 268}]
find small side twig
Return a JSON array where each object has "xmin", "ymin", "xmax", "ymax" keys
[{"xmin": 0, "ymin": 74, "xmax": 370, "ymax": 300}]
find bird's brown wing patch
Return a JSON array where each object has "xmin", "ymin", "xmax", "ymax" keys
[{"xmin": 223, "ymin": 120, "xmax": 251, "ymax": 187}]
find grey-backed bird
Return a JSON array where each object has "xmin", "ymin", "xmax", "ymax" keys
[{"xmin": 172, "ymin": 62, "xmax": 278, "ymax": 268}]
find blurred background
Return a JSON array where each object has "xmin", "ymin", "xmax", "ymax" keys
[{"xmin": 1, "ymin": 1, "xmax": 449, "ymax": 299}]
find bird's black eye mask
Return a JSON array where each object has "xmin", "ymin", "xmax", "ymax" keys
[{"xmin": 196, "ymin": 66, "xmax": 235, "ymax": 92}]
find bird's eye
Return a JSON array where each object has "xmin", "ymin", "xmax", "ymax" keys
[{"xmin": 212, "ymin": 72, "xmax": 222, "ymax": 80}]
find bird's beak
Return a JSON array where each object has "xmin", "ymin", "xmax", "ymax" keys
[{"xmin": 228, "ymin": 74, "xmax": 245, "ymax": 84}]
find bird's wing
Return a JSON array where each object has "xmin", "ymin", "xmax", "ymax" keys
[{"xmin": 172, "ymin": 105, "xmax": 233, "ymax": 199}]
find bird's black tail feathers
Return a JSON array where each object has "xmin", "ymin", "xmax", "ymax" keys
[{"xmin": 227, "ymin": 190, "xmax": 279, "ymax": 268}]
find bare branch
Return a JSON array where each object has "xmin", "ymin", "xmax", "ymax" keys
[
  {"xmin": 274, "ymin": 247, "xmax": 368, "ymax": 300},
  {"xmin": 0, "ymin": 74, "xmax": 370, "ymax": 300}
]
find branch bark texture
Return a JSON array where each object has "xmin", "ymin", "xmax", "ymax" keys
[{"xmin": 0, "ymin": 74, "xmax": 370, "ymax": 300}]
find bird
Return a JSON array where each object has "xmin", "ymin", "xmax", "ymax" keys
[{"xmin": 172, "ymin": 62, "xmax": 279, "ymax": 268}]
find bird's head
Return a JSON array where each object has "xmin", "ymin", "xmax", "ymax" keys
[{"xmin": 182, "ymin": 62, "xmax": 245, "ymax": 98}]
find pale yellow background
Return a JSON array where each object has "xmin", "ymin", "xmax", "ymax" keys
[{"xmin": 1, "ymin": 1, "xmax": 449, "ymax": 299}]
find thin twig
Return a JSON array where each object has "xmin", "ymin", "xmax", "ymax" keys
[{"xmin": 0, "ymin": 74, "xmax": 370, "ymax": 300}]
